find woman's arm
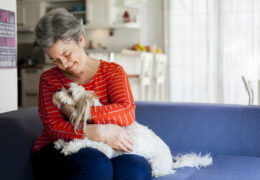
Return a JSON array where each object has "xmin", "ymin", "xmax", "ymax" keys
[
  {"xmin": 90, "ymin": 65, "xmax": 136, "ymax": 126},
  {"xmin": 38, "ymin": 73, "xmax": 84, "ymax": 141},
  {"xmin": 59, "ymin": 100, "xmax": 134, "ymax": 152}
]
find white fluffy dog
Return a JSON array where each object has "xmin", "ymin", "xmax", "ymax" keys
[{"xmin": 52, "ymin": 83, "xmax": 212, "ymax": 177}]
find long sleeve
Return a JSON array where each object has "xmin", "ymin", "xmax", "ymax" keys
[
  {"xmin": 38, "ymin": 74, "xmax": 84, "ymax": 141},
  {"xmin": 91, "ymin": 65, "xmax": 136, "ymax": 126},
  {"xmin": 33, "ymin": 61, "xmax": 136, "ymax": 152}
]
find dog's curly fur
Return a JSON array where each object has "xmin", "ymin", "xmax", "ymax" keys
[{"xmin": 52, "ymin": 83, "xmax": 213, "ymax": 177}]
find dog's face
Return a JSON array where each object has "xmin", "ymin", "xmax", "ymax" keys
[
  {"xmin": 68, "ymin": 83, "xmax": 86, "ymax": 102},
  {"xmin": 69, "ymin": 83, "xmax": 97, "ymax": 102},
  {"xmin": 52, "ymin": 82, "xmax": 100, "ymax": 134},
  {"xmin": 53, "ymin": 86, "xmax": 76, "ymax": 106},
  {"xmin": 53, "ymin": 83, "xmax": 96, "ymax": 106}
]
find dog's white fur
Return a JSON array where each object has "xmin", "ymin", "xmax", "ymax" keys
[{"xmin": 52, "ymin": 83, "xmax": 213, "ymax": 177}]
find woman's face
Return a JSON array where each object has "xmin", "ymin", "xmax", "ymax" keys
[{"xmin": 46, "ymin": 35, "xmax": 86, "ymax": 75}]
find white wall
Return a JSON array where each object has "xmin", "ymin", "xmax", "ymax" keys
[
  {"xmin": 0, "ymin": 0, "xmax": 18, "ymax": 113},
  {"xmin": 146, "ymin": 0, "xmax": 164, "ymax": 51}
]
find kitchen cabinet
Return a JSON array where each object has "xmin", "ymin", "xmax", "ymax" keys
[
  {"xmin": 17, "ymin": 1, "xmax": 23, "ymax": 28},
  {"xmin": 43, "ymin": 0, "xmax": 86, "ymax": 24},
  {"xmin": 17, "ymin": 1, "xmax": 45, "ymax": 32},
  {"xmin": 86, "ymin": 0, "xmax": 111, "ymax": 28},
  {"xmin": 21, "ymin": 65, "xmax": 53, "ymax": 108},
  {"xmin": 17, "ymin": 0, "xmax": 86, "ymax": 32},
  {"xmin": 17, "ymin": 0, "xmax": 142, "ymax": 31},
  {"xmin": 86, "ymin": 0, "xmax": 141, "ymax": 29}
]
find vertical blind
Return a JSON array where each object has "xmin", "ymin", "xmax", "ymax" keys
[{"xmin": 166, "ymin": 0, "xmax": 260, "ymax": 105}]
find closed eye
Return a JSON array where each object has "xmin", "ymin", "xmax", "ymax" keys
[
  {"xmin": 63, "ymin": 50, "xmax": 72, "ymax": 58},
  {"xmin": 64, "ymin": 52, "xmax": 71, "ymax": 58}
]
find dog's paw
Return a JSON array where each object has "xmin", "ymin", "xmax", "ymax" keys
[
  {"xmin": 152, "ymin": 169, "xmax": 175, "ymax": 178},
  {"xmin": 61, "ymin": 148, "xmax": 72, "ymax": 156},
  {"xmin": 60, "ymin": 143, "xmax": 78, "ymax": 156},
  {"xmin": 152, "ymin": 169, "xmax": 161, "ymax": 178},
  {"xmin": 54, "ymin": 139, "xmax": 66, "ymax": 150},
  {"xmin": 100, "ymin": 146, "xmax": 114, "ymax": 158}
]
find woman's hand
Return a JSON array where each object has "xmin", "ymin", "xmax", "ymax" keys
[
  {"xmin": 103, "ymin": 124, "xmax": 134, "ymax": 152},
  {"xmin": 85, "ymin": 124, "xmax": 134, "ymax": 152}
]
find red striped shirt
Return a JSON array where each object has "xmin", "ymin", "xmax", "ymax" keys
[{"xmin": 33, "ymin": 60, "xmax": 135, "ymax": 152}]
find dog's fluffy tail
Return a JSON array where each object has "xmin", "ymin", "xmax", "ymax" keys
[{"xmin": 172, "ymin": 153, "xmax": 213, "ymax": 169}]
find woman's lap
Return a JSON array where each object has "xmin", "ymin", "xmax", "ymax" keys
[
  {"xmin": 111, "ymin": 154, "xmax": 152, "ymax": 180},
  {"xmin": 32, "ymin": 143, "xmax": 151, "ymax": 180}
]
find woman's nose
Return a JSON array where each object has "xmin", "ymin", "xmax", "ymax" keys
[{"xmin": 60, "ymin": 57, "xmax": 69, "ymax": 68}]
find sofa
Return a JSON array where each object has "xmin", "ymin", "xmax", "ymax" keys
[{"xmin": 1, "ymin": 101, "xmax": 260, "ymax": 180}]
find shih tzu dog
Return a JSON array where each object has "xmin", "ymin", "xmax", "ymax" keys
[{"xmin": 52, "ymin": 83, "xmax": 212, "ymax": 177}]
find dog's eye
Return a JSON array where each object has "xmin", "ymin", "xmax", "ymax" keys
[
  {"xmin": 68, "ymin": 91, "xmax": 72, "ymax": 96},
  {"xmin": 57, "ymin": 89, "xmax": 62, "ymax": 92}
]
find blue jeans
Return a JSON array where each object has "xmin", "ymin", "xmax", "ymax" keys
[{"xmin": 32, "ymin": 142, "xmax": 152, "ymax": 180}]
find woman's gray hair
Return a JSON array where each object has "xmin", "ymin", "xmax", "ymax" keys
[{"xmin": 35, "ymin": 8, "xmax": 85, "ymax": 50}]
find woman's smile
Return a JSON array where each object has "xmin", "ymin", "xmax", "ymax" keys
[{"xmin": 66, "ymin": 62, "xmax": 76, "ymax": 71}]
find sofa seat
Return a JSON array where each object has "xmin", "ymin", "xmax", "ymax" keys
[
  {"xmin": 156, "ymin": 155, "xmax": 260, "ymax": 180},
  {"xmin": 2, "ymin": 103, "xmax": 260, "ymax": 179}
]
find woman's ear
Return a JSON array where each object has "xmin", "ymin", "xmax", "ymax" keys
[{"xmin": 79, "ymin": 33, "xmax": 86, "ymax": 48}]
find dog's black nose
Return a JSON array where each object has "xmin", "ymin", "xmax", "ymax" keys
[{"xmin": 57, "ymin": 89, "xmax": 62, "ymax": 92}]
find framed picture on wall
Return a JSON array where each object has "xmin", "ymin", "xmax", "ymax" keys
[{"xmin": 0, "ymin": 8, "xmax": 16, "ymax": 68}]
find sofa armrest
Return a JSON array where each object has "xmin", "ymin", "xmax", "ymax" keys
[{"xmin": 0, "ymin": 107, "xmax": 42, "ymax": 180}]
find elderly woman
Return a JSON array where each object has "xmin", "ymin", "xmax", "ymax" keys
[{"xmin": 31, "ymin": 8, "xmax": 151, "ymax": 180}]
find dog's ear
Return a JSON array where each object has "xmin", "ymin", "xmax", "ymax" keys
[{"xmin": 69, "ymin": 82, "xmax": 79, "ymax": 88}]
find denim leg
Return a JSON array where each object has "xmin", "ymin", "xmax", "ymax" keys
[
  {"xmin": 111, "ymin": 154, "xmax": 152, "ymax": 180},
  {"xmin": 67, "ymin": 147, "xmax": 113, "ymax": 180},
  {"xmin": 32, "ymin": 143, "xmax": 113, "ymax": 180},
  {"xmin": 32, "ymin": 143, "xmax": 68, "ymax": 180}
]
